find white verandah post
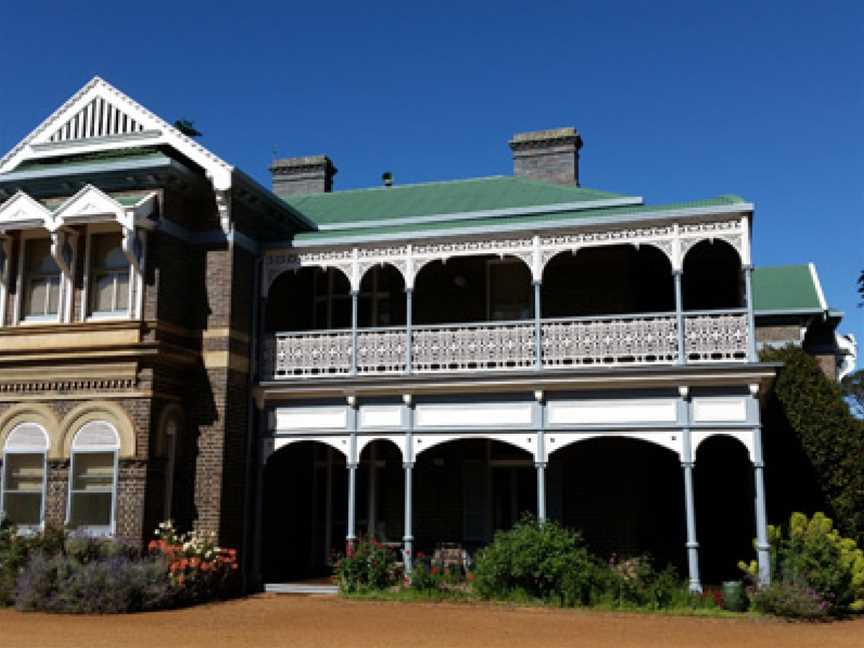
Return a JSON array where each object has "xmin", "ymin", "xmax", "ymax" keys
[
  {"xmin": 535, "ymin": 390, "xmax": 546, "ymax": 521},
  {"xmin": 346, "ymin": 397, "xmax": 358, "ymax": 552},
  {"xmin": 750, "ymin": 385, "xmax": 771, "ymax": 585},
  {"xmin": 679, "ymin": 386, "xmax": 702, "ymax": 593},
  {"xmin": 402, "ymin": 394, "xmax": 414, "ymax": 574},
  {"xmin": 673, "ymin": 270, "xmax": 685, "ymax": 364}
]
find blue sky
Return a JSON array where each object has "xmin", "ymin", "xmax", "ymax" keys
[{"xmin": 2, "ymin": 2, "xmax": 862, "ymax": 345}]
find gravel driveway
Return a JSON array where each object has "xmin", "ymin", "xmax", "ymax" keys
[{"xmin": 1, "ymin": 595, "xmax": 861, "ymax": 648}]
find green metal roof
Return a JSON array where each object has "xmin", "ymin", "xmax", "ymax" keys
[
  {"xmin": 9, "ymin": 148, "xmax": 167, "ymax": 172},
  {"xmin": 752, "ymin": 264, "xmax": 825, "ymax": 312},
  {"xmin": 291, "ymin": 194, "xmax": 749, "ymax": 244},
  {"xmin": 281, "ymin": 176, "xmax": 633, "ymax": 227},
  {"xmin": 37, "ymin": 190, "xmax": 151, "ymax": 211}
]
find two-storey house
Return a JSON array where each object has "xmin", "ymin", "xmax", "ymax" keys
[{"xmin": 0, "ymin": 78, "xmax": 852, "ymax": 594}]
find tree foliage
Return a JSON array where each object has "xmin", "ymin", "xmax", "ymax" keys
[
  {"xmin": 841, "ymin": 369, "xmax": 864, "ymax": 418},
  {"xmin": 761, "ymin": 346, "xmax": 864, "ymax": 544}
]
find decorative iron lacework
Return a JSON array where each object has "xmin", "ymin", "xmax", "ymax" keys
[
  {"xmin": 541, "ymin": 315, "xmax": 679, "ymax": 367},
  {"xmin": 265, "ymin": 310, "xmax": 749, "ymax": 379},
  {"xmin": 272, "ymin": 329, "xmax": 352, "ymax": 377},
  {"xmin": 683, "ymin": 313, "xmax": 749, "ymax": 362},
  {"xmin": 357, "ymin": 328, "xmax": 405, "ymax": 374},
  {"xmin": 263, "ymin": 218, "xmax": 747, "ymax": 294},
  {"xmin": 411, "ymin": 322, "xmax": 535, "ymax": 373}
]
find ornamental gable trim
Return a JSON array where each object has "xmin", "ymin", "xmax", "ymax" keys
[{"xmin": 0, "ymin": 76, "xmax": 233, "ymax": 190}]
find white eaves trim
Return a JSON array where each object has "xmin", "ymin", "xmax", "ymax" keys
[
  {"xmin": 0, "ymin": 185, "xmax": 158, "ymax": 232},
  {"xmin": 809, "ymin": 262, "xmax": 829, "ymax": 311},
  {"xmin": 0, "ymin": 76, "xmax": 234, "ymax": 190},
  {"xmin": 286, "ymin": 202, "xmax": 755, "ymax": 249},
  {"xmin": 316, "ymin": 196, "xmax": 645, "ymax": 231}
]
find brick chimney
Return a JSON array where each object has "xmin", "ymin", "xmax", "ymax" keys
[
  {"xmin": 269, "ymin": 155, "xmax": 337, "ymax": 196},
  {"xmin": 508, "ymin": 127, "xmax": 582, "ymax": 186}
]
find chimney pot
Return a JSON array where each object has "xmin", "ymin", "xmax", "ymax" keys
[
  {"xmin": 508, "ymin": 127, "xmax": 582, "ymax": 186},
  {"xmin": 269, "ymin": 155, "xmax": 337, "ymax": 196}
]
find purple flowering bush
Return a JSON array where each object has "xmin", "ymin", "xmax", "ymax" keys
[{"xmin": 751, "ymin": 581, "xmax": 829, "ymax": 620}]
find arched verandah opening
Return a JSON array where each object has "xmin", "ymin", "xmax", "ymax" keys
[
  {"xmin": 267, "ymin": 267, "xmax": 352, "ymax": 332},
  {"xmin": 694, "ymin": 435, "xmax": 754, "ymax": 584},
  {"xmin": 358, "ymin": 264, "xmax": 406, "ymax": 328},
  {"xmin": 413, "ymin": 438, "xmax": 537, "ymax": 555},
  {"xmin": 356, "ymin": 439, "xmax": 404, "ymax": 544},
  {"xmin": 549, "ymin": 437, "xmax": 686, "ymax": 572},
  {"xmin": 541, "ymin": 245, "xmax": 674, "ymax": 317},
  {"xmin": 262, "ymin": 441, "xmax": 347, "ymax": 583},
  {"xmin": 682, "ymin": 239, "xmax": 744, "ymax": 311},
  {"xmin": 413, "ymin": 255, "xmax": 533, "ymax": 325}
]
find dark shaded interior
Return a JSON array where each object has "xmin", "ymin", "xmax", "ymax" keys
[
  {"xmin": 413, "ymin": 255, "xmax": 533, "ymax": 324},
  {"xmin": 267, "ymin": 242, "xmax": 746, "ymax": 333},
  {"xmin": 267, "ymin": 267, "xmax": 351, "ymax": 332},
  {"xmin": 551, "ymin": 438, "xmax": 686, "ymax": 572},
  {"xmin": 542, "ymin": 245, "xmax": 675, "ymax": 317},
  {"xmin": 412, "ymin": 439, "xmax": 537, "ymax": 554},
  {"xmin": 694, "ymin": 435, "xmax": 756, "ymax": 584},
  {"xmin": 262, "ymin": 442, "xmax": 347, "ymax": 583},
  {"xmin": 682, "ymin": 240, "xmax": 743, "ymax": 310},
  {"xmin": 358, "ymin": 265, "xmax": 406, "ymax": 327}
]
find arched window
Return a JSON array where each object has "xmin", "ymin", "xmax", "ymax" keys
[
  {"xmin": 1, "ymin": 423, "xmax": 49, "ymax": 530},
  {"xmin": 161, "ymin": 417, "xmax": 179, "ymax": 523},
  {"xmin": 67, "ymin": 420, "xmax": 119, "ymax": 534},
  {"xmin": 88, "ymin": 232, "xmax": 130, "ymax": 315}
]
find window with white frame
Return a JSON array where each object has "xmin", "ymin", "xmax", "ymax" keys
[
  {"xmin": 67, "ymin": 421, "xmax": 119, "ymax": 534},
  {"xmin": 0, "ymin": 423, "xmax": 49, "ymax": 530},
  {"xmin": 88, "ymin": 232, "xmax": 129, "ymax": 315},
  {"xmin": 22, "ymin": 238, "xmax": 61, "ymax": 320}
]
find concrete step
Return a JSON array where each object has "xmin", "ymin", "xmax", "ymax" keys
[{"xmin": 265, "ymin": 583, "xmax": 339, "ymax": 595}]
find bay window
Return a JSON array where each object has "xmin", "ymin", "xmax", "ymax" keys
[
  {"xmin": 22, "ymin": 238, "xmax": 61, "ymax": 320},
  {"xmin": 89, "ymin": 232, "xmax": 129, "ymax": 316}
]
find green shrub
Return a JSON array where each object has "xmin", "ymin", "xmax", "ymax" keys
[
  {"xmin": 595, "ymin": 555, "xmax": 681, "ymax": 609},
  {"xmin": 332, "ymin": 537, "xmax": 400, "ymax": 593},
  {"xmin": 761, "ymin": 346, "xmax": 864, "ymax": 544},
  {"xmin": 740, "ymin": 512, "xmax": 864, "ymax": 615},
  {"xmin": 751, "ymin": 580, "xmax": 829, "ymax": 620},
  {"xmin": 473, "ymin": 516, "xmax": 597, "ymax": 606}
]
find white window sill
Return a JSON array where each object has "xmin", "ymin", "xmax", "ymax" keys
[
  {"xmin": 86, "ymin": 312, "xmax": 131, "ymax": 322},
  {"xmin": 18, "ymin": 315, "xmax": 61, "ymax": 325},
  {"xmin": 66, "ymin": 526, "xmax": 114, "ymax": 538}
]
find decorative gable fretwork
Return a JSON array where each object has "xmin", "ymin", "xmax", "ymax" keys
[
  {"xmin": 0, "ymin": 76, "xmax": 233, "ymax": 192},
  {"xmin": 46, "ymin": 96, "xmax": 147, "ymax": 144},
  {"xmin": 263, "ymin": 216, "xmax": 750, "ymax": 295}
]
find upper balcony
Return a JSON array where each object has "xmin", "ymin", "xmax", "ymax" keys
[{"xmin": 260, "ymin": 216, "xmax": 755, "ymax": 380}]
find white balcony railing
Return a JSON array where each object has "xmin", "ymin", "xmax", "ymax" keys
[{"xmin": 265, "ymin": 309, "xmax": 750, "ymax": 379}]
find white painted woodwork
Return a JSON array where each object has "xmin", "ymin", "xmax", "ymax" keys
[
  {"xmin": 691, "ymin": 430, "xmax": 754, "ymax": 461},
  {"xmin": 274, "ymin": 406, "xmax": 347, "ymax": 431},
  {"xmin": 273, "ymin": 435, "xmax": 349, "ymax": 458},
  {"xmin": 414, "ymin": 402, "xmax": 533, "ymax": 428},
  {"xmin": 691, "ymin": 397, "xmax": 748, "ymax": 422},
  {"xmin": 358, "ymin": 406, "xmax": 402, "ymax": 429},
  {"xmin": 546, "ymin": 399, "xmax": 678, "ymax": 426}
]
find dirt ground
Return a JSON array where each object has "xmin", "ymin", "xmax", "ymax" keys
[{"xmin": 1, "ymin": 595, "xmax": 862, "ymax": 648}]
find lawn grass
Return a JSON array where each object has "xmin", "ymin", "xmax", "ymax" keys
[{"xmin": 342, "ymin": 587, "xmax": 752, "ymax": 619}]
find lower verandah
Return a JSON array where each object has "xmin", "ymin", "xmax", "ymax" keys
[{"xmin": 262, "ymin": 436, "xmax": 754, "ymax": 586}]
